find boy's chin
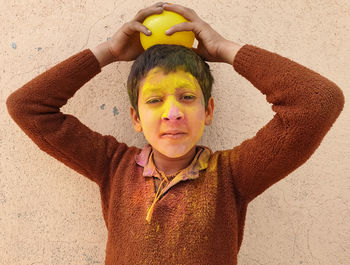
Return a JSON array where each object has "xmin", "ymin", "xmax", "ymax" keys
[{"xmin": 151, "ymin": 144, "xmax": 195, "ymax": 159}]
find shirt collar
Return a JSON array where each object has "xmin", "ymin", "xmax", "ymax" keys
[{"xmin": 135, "ymin": 143, "xmax": 212, "ymax": 180}]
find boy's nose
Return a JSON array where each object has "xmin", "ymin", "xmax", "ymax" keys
[{"xmin": 161, "ymin": 105, "xmax": 184, "ymax": 120}]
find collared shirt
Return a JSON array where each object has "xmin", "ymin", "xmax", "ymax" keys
[{"xmin": 135, "ymin": 144, "xmax": 212, "ymax": 223}]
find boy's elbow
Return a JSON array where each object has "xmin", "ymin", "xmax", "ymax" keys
[
  {"xmin": 327, "ymin": 83, "xmax": 345, "ymax": 118},
  {"xmin": 6, "ymin": 91, "xmax": 24, "ymax": 121},
  {"xmin": 6, "ymin": 93, "xmax": 16, "ymax": 115},
  {"xmin": 335, "ymin": 85, "xmax": 345, "ymax": 111},
  {"xmin": 316, "ymin": 83, "xmax": 345, "ymax": 128}
]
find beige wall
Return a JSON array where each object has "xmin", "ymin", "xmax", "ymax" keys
[{"xmin": 1, "ymin": 0, "xmax": 349, "ymax": 264}]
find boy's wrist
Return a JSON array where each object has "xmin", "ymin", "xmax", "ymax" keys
[
  {"xmin": 91, "ymin": 41, "xmax": 117, "ymax": 68},
  {"xmin": 219, "ymin": 40, "xmax": 243, "ymax": 65}
]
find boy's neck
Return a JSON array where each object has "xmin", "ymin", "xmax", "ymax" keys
[{"xmin": 152, "ymin": 146, "xmax": 197, "ymax": 176}]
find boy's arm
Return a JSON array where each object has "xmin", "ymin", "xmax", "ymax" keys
[
  {"xmin": 6, "ymin": 48, "xmax": 130, "ymax": 187},
  {"xmin": 5, "ymin": 4, "xmax": 173, "ymax": 187},
  {"xmin": 225, "ymin": 44, "xmax": 345, "ymax": 203},
  {"xmin": 91, "ymin": 41, "xmax": 116, "ymax": 68},
  {"xmin": 160, "ymin": 2, "xmax": 345, "ymax": 203}
]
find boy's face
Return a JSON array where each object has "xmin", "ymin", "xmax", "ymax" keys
[{"xmin": 130, "ymin": 67, "xmax": 214, "ymax": 159}]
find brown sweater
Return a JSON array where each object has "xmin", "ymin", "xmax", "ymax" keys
[{"xmin": 6, "ymin": 44, "xmax": 344, "ymax": 265}]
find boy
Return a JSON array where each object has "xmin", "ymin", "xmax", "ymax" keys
[{"xmin": 6, "ymin": 2, "xmax": 344, "ymax": 265}]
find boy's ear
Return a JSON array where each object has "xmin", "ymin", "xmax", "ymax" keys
[
  {"xmin": 205, "ymin": 97, "xmax": 215, "ymax": 126},
  {"xmin": 130, "ymin": 106, "xmax": 143, "ymax": 132}
]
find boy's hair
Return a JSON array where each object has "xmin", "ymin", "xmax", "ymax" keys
[{"xmin": 127, "ymin": 44, "xmax": 214, "ymax": 119}]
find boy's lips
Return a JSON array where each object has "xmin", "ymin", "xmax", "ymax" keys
[
  {"xmin": 161, "ymin": 133, "xmax": 187, "ymax": 139},
  {"xmin": 161, "ymin": 130, "xmax": 187, "ymax": 136}
]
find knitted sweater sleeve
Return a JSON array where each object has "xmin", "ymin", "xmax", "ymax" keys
[
  {"xmin": 6, "ymin": 49, "xmax": 130, "ymax": 187},
  {"xmin": 229, "ymin": 44, "xmax": 345, "ymax": 203}
]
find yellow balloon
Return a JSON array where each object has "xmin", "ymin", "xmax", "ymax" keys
[{"xmin": 140, "ymin": 10, "xmax": 195, "ymax": 50}]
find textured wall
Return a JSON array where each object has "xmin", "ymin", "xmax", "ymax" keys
[{"xmin": 1, "ymin": 0, "xmax": 349, "ymax": 264}]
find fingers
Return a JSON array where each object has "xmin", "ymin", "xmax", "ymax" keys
[
  {"xmin": 153, "ymin": 2, "xmax": 168, "ymax": 7},
  {"xmin": 122, "ymin": 21, "xmax": 152, "ymax": 36},
  {"xmin": 129, "ymin": 2, "xmax": 203, "ymax": 37},
  {"xmin": 134, "ymin": 3, "xmax": 167, "ymax": 22},
  {"xmin": 122, "ymin": 2, "xmax": 170, "ymax": 37},
  {"xmin": 162, "ymin": 3, "xmax": 201, "ymax": 22},
  {"xmin": 165, "ymin": 22, "xmax": 193, "ymax": 35}
]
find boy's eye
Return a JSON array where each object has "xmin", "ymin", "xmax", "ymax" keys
[
  {"xmin": 183, "ymin": 95, "xmax": 195, "ymax": 100},
  {"xmin": 146, "ymin": 95, "xmax": 195, "ymax": 104},
  {"xmin": 147, "ymin": 98, "xmax": 161, "ymax": 104}
]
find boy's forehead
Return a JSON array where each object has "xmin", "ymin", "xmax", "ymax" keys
[{"xmin": 139, "ymin": 67, "xmax": 200, "ymax": 93}]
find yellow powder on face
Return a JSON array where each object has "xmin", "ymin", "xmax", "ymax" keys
[
  {"xmin": 137, "ymin": 67, "xmax": 208, "ymax": 157},
  {"xmin": 140, "ymin": 67, "xmax": 205, "ymax": 109}
]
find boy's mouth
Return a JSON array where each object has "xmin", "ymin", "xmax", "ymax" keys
[
  {"xmin": 161, "ymin": 130, "xmax": 187, "ymax": 136},
  {"xmin": 161, "ymin": 133, "xmax": 187, "ymax": 139}
]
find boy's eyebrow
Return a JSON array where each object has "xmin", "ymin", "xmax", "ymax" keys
[{"xmin": 145, "ymin": 81, "xmax": 197, "ymax": 93}]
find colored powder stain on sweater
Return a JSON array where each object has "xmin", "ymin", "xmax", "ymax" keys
[{"xmin": 5, "ymin": 45, "xmax": 344, "ymax": 264}]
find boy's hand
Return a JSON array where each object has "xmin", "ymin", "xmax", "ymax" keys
[
  {"xmin": 107, "ymin": 2, "xmax": 168, "ymax": 62},
  {"xmin": 163, "ymin": 3, "xmax": 241, "ymax": 63}
]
